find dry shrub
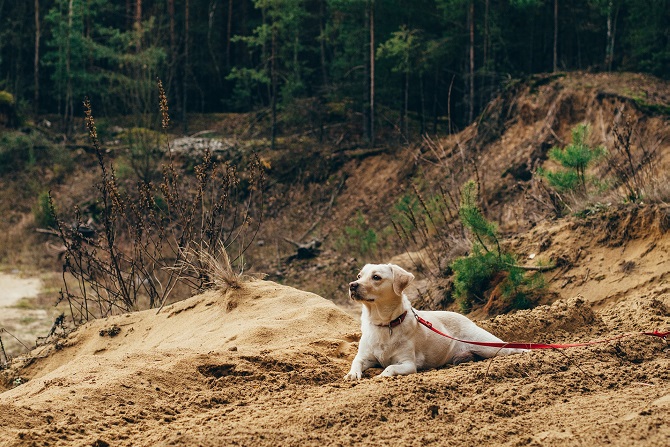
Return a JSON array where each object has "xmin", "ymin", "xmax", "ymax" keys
[
  {"xmin": 605, "ymin": 113, "xmax": 662, "ymax": 203},
  {"xmin": 52, "ymin": 82, "xmax": 265, "ymax": 324}
]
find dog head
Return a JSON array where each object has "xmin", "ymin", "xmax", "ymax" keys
[{"xmin": 349, "ymin": 264, "xmax": 415, "ymax": 304}]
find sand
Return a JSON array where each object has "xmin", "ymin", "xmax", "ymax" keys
[{"xmin": 1, "ymin": 276, "xmax": 669, "ymax": 447}]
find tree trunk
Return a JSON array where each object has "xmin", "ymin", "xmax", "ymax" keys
[
  {"xmin": 482, "ymin": 0, "xmax": 489, "ymax": 112},
  {"xmin": 126, "ymin": 0, "xmax": 132, "ymax": 30},
  {"xmin": 135, "ymin": 0, "xmax": 142, "ymax": 52},
  {"xmin": 432, "ymin": 64, "xmax": 439, "ymax": 134},
  {"xmin": 34, "ymin": 0, "xmax": 40, "ymax": 114},
  {"xmin": 403, "ymin": 69, "xmax": 409, "ymax": 137},
  {"xmin": 168, "ymin": 0, "xmax": 175, "ymax": 51},
  {"xmin": 553, "ymin": 0, "xmax": 558, "ymax": 72},
  {"xmin": 167, "ymin": 0, "xmax": 178, "ymax": 119},
  {"xmin": 271, "ymin": 24, "xmax": 277, "ymax": 150},
  {"xmin": 207, "ymin": 0, "xmax": 221, "ymax": 84},
  {"xmin": 468, "ymin": 0, "xmax": 474, "ymax": 123},
  {"xmin": 65, "ymin": 0, "xmax": 74, "ymax": 133},
  {"xmin": 610, "ymin": 3, "xmax": 619, "ymax": 71},
  {"xmin": 605, "ymin": 1, "xmax": 619, "ymax": 71},
  {"xmin": 261, "ymin": 7, "xmax": 270, "ymax": 103},
  {"xmin": 183, "ymin": 0, "xmax": 190, "ymax": 133},
  {"xmin": 419, "ymin": 73, "xmax": 425, "ymax": 135},
  {"xmin": 319, "ymin": 0, "xmax": 328, "ymax": 86},
  {"xmin": 369, "ymin": 0, "xmax": 375, "ymax": 147},
  {"xmin": 363, "ymin": 3, "xmax": 370, "ymax": 142},
  {"xmin": 226, "ymin": 0, "xmax": 233, "ymax": 68}
]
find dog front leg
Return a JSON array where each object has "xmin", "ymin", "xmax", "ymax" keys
[
  {"xmin": 378, "ymin": 361, "xmax": 417, "ymax": 377},
  {"xmin": 344, "ymin": 354, "xmax": 378, "ymax": 380}
]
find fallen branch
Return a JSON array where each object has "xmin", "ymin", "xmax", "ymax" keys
[{"xmin": 507, "ymin": 263, "xmax": 557, "ymax": 272}]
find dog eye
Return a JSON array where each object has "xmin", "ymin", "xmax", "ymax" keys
[
  {"xmin": 372, "ymin": 275, "xmax": 381, "ymax": 281},
  {"xmin": 357, "ymin": 273, "xmax": 361, "ymax": 279}
]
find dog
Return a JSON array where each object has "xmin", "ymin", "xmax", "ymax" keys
[{"xmin": 344, "ymin": 263, "xmax": 525, "ymax": 379}]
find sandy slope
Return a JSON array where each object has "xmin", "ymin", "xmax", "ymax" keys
[{"xmin": 1, "ymin": 275, "xmax": 669, "ymax": 447}]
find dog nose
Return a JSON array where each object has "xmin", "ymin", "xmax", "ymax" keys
[{"xmin": 349, "ymin": 282, "xmax": 359, "ymax": 291}]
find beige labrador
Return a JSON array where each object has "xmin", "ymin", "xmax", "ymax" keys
[{"xmin": 345, "ymin": 263, "xmax": 525, "ymax": 379}]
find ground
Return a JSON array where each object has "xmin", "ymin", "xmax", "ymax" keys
[{"xmin": 0, "ymin": 276, "xmax": 668, "ymax": 446}]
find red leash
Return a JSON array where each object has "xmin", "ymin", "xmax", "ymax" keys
[{"xmin": 411, "ymin": 309, "xmax": 669, "ymax": 350}]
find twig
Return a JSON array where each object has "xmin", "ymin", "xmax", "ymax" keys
[
  {"xmin": 0, "ymin": 328, "xmax": 31, "ymax": 353},
  {"xmin": 0, "ymin": 334, "xmax": 7, "ymax": 364},
  {"xmin": 506, "ymin": 263, "xmax": 557, "ymax": 272}
]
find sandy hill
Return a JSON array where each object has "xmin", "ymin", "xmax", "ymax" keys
[{"xmin": 1, "ymin": 260, "xmax": 669, "ymax": 446}]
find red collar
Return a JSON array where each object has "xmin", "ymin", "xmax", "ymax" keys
[{"xmin": 376, "ymin": 310, "xmax": 408, "ymax": 335}]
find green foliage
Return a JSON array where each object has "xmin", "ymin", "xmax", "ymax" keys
[
  {"xmin": 225, "ymin": 67, "xmax": 271, "ymax": 111},
  {"xmin": 1, "ymin": 0, "xmax": 669, "ymax": 133},
  {"xmin": 33, "ymin": 191, "xmax": 57, "ymax": 229},
  {"xmin": 0, "ymin": 132, "xmax": 41, "ymax": 173},
  {"xmin": 228, "ymin": 0, "xmax": 308, "ymax": 109},
  {"xmin": 336, "ymin": 212, "xmax": 377, "ymax": 259},
  {"xmin": 0, "ymin": 131, "xmax": 73, "ymax": 179},
  {"xmin": 377, "ymin": 26, "xmax": 424, "ymax": 75},
  {"xmin": 458, "ymin": 181, "xmax": 499, "ymax": 249},
  {"xmin": 539, "ymin": 124, "xmax": 606, "ymax": 193},
  {"xmin": 537, "ymin": 168, "xmax": 580, "ymax": 192},
  {"xmin": 44, "ymin": 0, "xmax": 166, "ymax": 116},
  {"xmin": 624, "ymin": 0, "xmax": 670, "ymax": 77},
  {"xmin": 0, "ymin": 90, "xmax": 15, "ymax": 106},
  {"xmin": 451, "ymin": 246, "xmax": 514, "ymax": 312},
  {"xmin": 450, "ymin": 181, "xmax": 544, "ymax": 313}
]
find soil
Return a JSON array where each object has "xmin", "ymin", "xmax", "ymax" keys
[
  {"xmin": 1, "ymin": 274, "xmax": 668, "ymax": 447},
  {"xmin": 1, "ymin": 72, "xmax": 669, "ymax": 446}
]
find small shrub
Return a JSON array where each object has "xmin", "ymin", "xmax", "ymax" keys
[
  {"xmin": 606, "ymin": 114, "xmax": 660, "ymax": 203},
  {"xmin": 450, "ymin": 181, "xmax": 545, "ymax": 314},
  {"xmin": 0, "ymin": 131, "xmax": 59, "ymax": 175},
  {"xmin": 538, "ymin": 123, "xmax": 606, "ymax": 194},
  {"xmin": 0, "ymin": 90, "xmax": 15, "ymax": 106},
  {"xmin": 33, "ymin": 191, "xmax": 57, "ymax": 228},
  {"xmin": 451, "ymin": 247, "xmax": 514, "ymax": 312},
  {"xmin": 0, "ymin": 133, "xmax": 36, "ymax": 174},
  {"xmin": 0, "ymin": 90, "xmax": 18, "ymax": 127}
]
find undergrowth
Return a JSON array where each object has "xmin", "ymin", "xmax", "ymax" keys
[
  {"xmin": 535, "ymin": 116, "xmax": 663, "ymax": 216},
  {"xmin": 50, "ymin": 80, "xmax": 265, "ymax": 324},
  {"xmin": 451, "ymin": 181, "xmax": 545, "ymax": 314}
]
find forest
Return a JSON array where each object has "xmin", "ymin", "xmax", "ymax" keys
[{"xmin": 1, "ymin": 0, "xmax": 669, "ymax": 137}]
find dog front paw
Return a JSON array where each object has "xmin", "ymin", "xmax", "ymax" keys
[
  {"xmin": 344, "ymin": 370, "xmax": 362, "ymax": 381},
  {"xmin": 377, "ymin": 369, "xmax": 394, "ymax": 378}
]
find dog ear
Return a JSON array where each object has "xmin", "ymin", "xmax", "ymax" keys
[{"xmin": 389, "ymin": 264, "xmax": 414, "ymax": 296}]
